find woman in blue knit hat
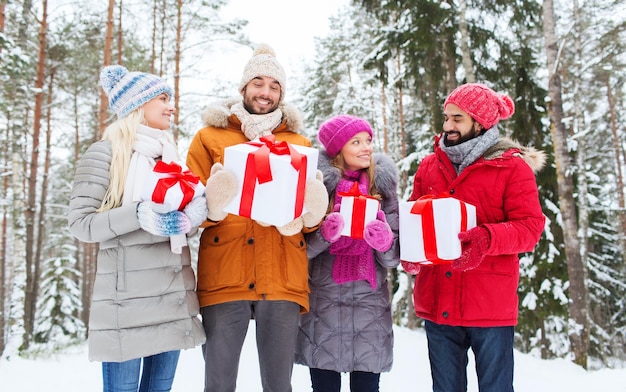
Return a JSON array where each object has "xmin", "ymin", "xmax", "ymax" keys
[
  {"xmin": 295, "ymin": 114, "xmax": 400, "ymax": 392},
  {"xmin": 68, "ymin": 65, "xmax": 207, "ymax": 391}
]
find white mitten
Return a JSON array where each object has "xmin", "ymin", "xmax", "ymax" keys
[
  {"xmin": 183, "ymin": 196, "xmax": 209, "ymax": 227},
  {"xmin": 205, "ymin": 163, "xmax": 238, "ymax": 221}
]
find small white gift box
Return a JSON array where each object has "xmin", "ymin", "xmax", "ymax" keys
[
  {"xmin": 338, "ymin": 182, "xmax": 380, "ymax": 239},
  {"xmin": 141, "ymin": 161, "xmax": 205, "ymax": 211},
  {"xmin": 399, "ymin": 196, "xmax": 476, "ymax": 264},
  {"xmin": 222, "ymin": 135, "xmax": 319, "ymax": 227}
]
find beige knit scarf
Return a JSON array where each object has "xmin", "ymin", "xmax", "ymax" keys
[{"xmin": 231, "ymin": 102, "xmax": 283, "ymax": 140}]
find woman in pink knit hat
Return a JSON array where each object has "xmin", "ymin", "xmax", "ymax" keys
[
  {"xmin": 295, "ymin": 114, "xmax": 400, "ymax": 392},
  {"xmin": 403, "ymin": 83, "xmax": 546, "ymax": 392}
]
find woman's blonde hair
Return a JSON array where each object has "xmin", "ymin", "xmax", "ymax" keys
[{"xmin": 98, "ymin": 109, "xmax": 144, "ymax": 212}]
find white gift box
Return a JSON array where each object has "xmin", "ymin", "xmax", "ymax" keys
[
  {"xmin": 399, "ymin": 196, "xmax": 476, "ymax": 264},
  {"xmin": 339, "ymin": 194, "xmax": 380, "ymax": 239},
  {"xmin": 141, "ymin": 161, "xmax": 205, "ymax": 212},
  {"xmin": 223, "ymin": 137, "xmax": 319, "ymax": 227}
]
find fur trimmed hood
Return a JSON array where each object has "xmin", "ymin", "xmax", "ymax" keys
[
  {"xmin": 484, "ymin": 137, "xmax": 547, "ymax": 174},
  {"xmin": 201, "ymin": 97, "xmax": 304, "ymax": 132},
  {"xmin": 317, "ymin": 149, "xmax": 399, "ymax": 200}
]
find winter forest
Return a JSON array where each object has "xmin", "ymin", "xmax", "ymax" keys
[{"xmin": 1, "ymin": 0, "xmax": 625, "ymax": 373}]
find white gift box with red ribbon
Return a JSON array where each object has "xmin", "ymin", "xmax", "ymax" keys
[
  {"xmin": 399, "ymin": 195, "xmax": 476, "ymax": 265},
  {"xmin": 338, "ymin": 182, "xmax": 380, "ymax": 239},
  {"xmin": 223, "ymin": 135, "xmax": 319, "ymax": 227},
  {"xmin": 141, "ymin": 161, "xmax": 205, "ymax": 212}
]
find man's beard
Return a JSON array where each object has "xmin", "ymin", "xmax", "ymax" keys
[{"xmin": 443, "ymin": 131, "xmax": 477, "ymax": 146}]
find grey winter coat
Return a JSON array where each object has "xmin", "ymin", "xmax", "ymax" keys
[
  {"xmin": 295, "ymin": 151, "xmax": 400, "ymax": 373},
  {"xmin": 68, "ymin": 141, "xmax": 205, "ymax": 362}
]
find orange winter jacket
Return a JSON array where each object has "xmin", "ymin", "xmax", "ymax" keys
[{"xmin": 186, "ymin": 98, "xmax": 315, "ymax": 312}]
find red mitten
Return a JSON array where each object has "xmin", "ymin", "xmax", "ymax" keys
[
  {"xmin": 452, "ymin": 226, "xmax": 490, "ymax": 271},
  {"xmin": 401, "ymin": 260, "xmax": 420, "ymax": 275},
  {"xmin": 321, "ymin": 204, "xmax": 344, "ymax": 243},
  {"xmin": 363, "ymin": 210, "xmax": 394, "ymax": 252}
]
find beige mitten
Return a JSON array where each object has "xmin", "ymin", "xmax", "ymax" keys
[
  {"xmin": 205, "ymin": 163, "xmax": 239, "ymax": 221},
  {"xmin": 301, "ymin": 170, "xmax": 329, "ymax": 228},
  {"xmin": 275, "ymin": 170, "xmax": 328, "ymax": 236}
]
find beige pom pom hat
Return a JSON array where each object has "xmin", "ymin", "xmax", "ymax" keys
[{"xmin": 238, "ymin": 43, "xmax": 287, "ymax": 102}]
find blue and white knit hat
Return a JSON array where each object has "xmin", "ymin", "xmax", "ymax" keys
[{"xmin": 100, "ymin": 65, "xmax": 173, "ymax": 119}]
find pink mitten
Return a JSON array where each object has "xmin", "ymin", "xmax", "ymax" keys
[
  {"xmin": 363, "ymin": 210, "xmax": 394, "ymax": 252},
  {"xmin": 401, "ymin": 261, "xmax": 420, "ymax": 275},
  {"xmin": 321, "ymin": 204, "xmax": 344, "ymax": 243},
  {"xmin": 452, "ymin": 226, "xmax": 490, "ymax": 271}
]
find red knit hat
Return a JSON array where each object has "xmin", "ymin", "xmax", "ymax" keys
[
  {"xmin": 317, "ymin": 115, "xmax": 373, "ymax": 158},
  {"xmin": 444, "ymin": 83, "xmax": 515, "ymax": 129}
]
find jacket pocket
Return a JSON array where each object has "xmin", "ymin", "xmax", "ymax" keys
[
  {"xmin": 280, "ymin": 233, "xmax": 309, "ymax": 293},
  {"xmin": 198, "ymin": 222, "xmax": 248, "ymax": 290},
  {"xmin": 461, "ymin": 270, "xmax": 518, "ymax": 321}
]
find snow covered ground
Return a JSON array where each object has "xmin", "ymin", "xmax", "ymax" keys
[{"xmin": 1, "ymin": 323, "xmax": 625, "ymax": 391}]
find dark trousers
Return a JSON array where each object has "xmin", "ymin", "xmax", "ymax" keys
[
  {"xmin": 309, "ymin": 368, "xmax": 380, "ymax": 392},
  {"xmin": 425, "ymin": 320, "xmax": 514, "ymax": 392},
  {"xmin": 201, "ymin": 300, "xmax": 300, "ymax": 392}
]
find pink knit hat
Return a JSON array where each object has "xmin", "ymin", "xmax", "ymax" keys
[
  {"xmin": 444, "ymin": 83, "xmax": 515, "ymax": 129},
  {"xmin": 317, "ymin": 115, "xmax": 373, "ymax": 158}
]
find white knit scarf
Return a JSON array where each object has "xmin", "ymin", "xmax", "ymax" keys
[
  {"xmin": 123, "ymin": 124, "xmax": 187, "ymax": 253},
  {"xmin": 231, "ymin": 102, "xmax": 283, "ymax": 140}
]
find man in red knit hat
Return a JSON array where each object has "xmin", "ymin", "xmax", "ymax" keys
[{"xmin": 403, "ymin": 83, "xmax": 546, "ymax": 391}]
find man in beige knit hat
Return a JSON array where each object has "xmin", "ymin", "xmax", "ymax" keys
[{"xmin": 186, "ymin": 43, "xmax": 328, "ymax": 392}]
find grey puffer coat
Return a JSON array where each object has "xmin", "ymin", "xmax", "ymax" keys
[
  {"xmin": 68, "ymin": 141, "xmax": 205, "ymax": 362},
  {"xmin": 295, "ymin": 151, "xmax": 400, "ymax": 373}
]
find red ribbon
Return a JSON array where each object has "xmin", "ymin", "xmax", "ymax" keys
[
  {"xmin": 238, "ymin": 135, "xmax": 307, "ymax": 219},
  {"xmin": 339, "ymin": 182, "xmax": 379, "ymax": 238},
  {"xmin": 410, "ymin": 193, "xmax": 468, "ymax": 264},
  {"xmin": 151, "ymin": 161, "xmax": 200, "ymax": 211}
]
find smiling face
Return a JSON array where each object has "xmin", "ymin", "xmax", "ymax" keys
[
  {"xmin": 442, "ymin": 103, "xmax": 483, "ymax": 146},
  {"xmin": 242, "ymin": 76, "xmax": 281, "ymax": 114},
  {"xmin": 142, "ymin": 93, "xmax": 175, "ymax": 130},
  {"xmin": 339, "ymin": 131, "xmax": 374, "ymax": 171}
]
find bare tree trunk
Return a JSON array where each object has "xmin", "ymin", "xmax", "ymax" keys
[
  {"xmin": 0, "ymin": 0, "xmax": 7, "ymax": 357},
  {"xmin": 606, "ymin": 77, "xmax": 626, "ymax": 267},
  {"xmin": 173, "ymin": 0, "xmax": 182, "ymax": 141},
  {"xmin": 572, "ymin": 0, "xmax": 590, "ymax": 298},
  {"xmin": 405, "ymin": 274, "xmax": 418, "ymax": 329},
  {"xmin": 457, "ymin": 0, "xmax": 475, "ymax": 83},
  {"xmin": 22, "ymin": 0, "xmax": 48, "ymax": 351},
  {"xmin": 31, "ymin": 67, "xmax": 54, "ymax": 344},
  {"xmin": 117, "ymin": 0, "xmax": 123, "ymax": 65},
  {"xmin": 159, "ymin": 0, "xmax": 166, "ymax": 76},
  {"xmin": 542, "ymin": 0, "xmax": 590, "ymax": 369},
  {"xmin": 99, "ymin": 0, "xmax": 115, "ymax": 137},
  {"xmin": 150, "ymin": 0, "xmax": 158, "ymax": 73},
  {"xmin": 381, "ymin": 83, "xmax": 388, "ymax": 154}
]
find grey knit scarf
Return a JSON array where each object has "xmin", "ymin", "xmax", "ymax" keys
[{"xmin": 439, "ymin": 126, "xmax": 500, "ymax": 173}]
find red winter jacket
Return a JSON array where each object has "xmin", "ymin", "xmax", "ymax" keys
[{"xmin": 408, "ymin": 136, "xmax": 545, "ymax": 327}]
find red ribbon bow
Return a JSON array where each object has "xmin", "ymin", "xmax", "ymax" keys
[
  {"xmin": 338, "ymin": 182, "xmax": 379, "ymax": 239},
  {"xmin": 151, "ymin": 161, "xmax": 200, "ymax": 211},
  {"xmin": 239, "ymin": 135, "xmax": 308, "ymax": 219},
  {"xmin": 410, "ymin": 192, "xmax": 469, "ymax": 264}
]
